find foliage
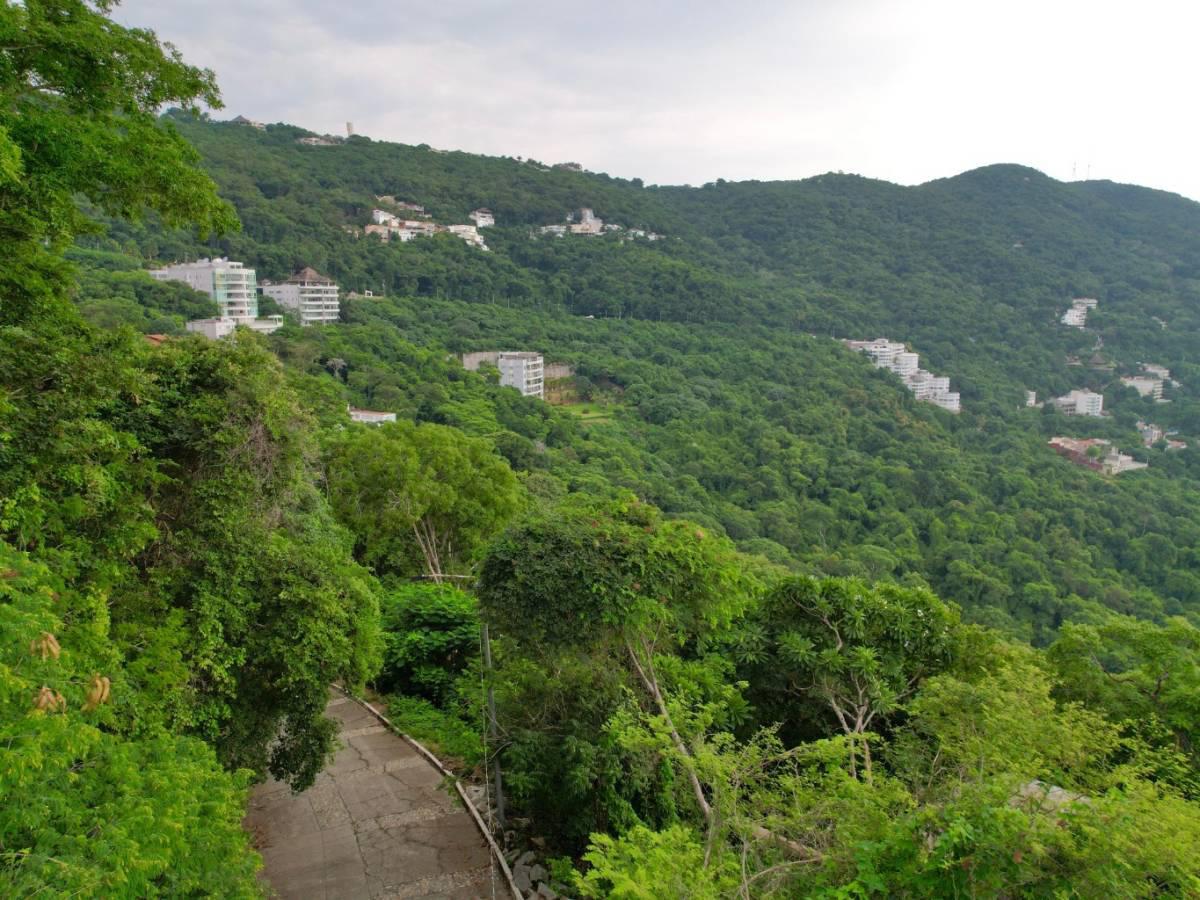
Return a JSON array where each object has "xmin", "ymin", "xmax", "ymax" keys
[
  {"xmin": 574, "ymin": 824, "xmax": 739, "ymax": 899},
  {"xmin": 324, "ymin": 419, "xmax": 523, "ymax": 578},
  {"xmin": 380, "ymin": 694, "xmax": 483, "ymax": 769},
  {"xmin": 0, "ymin": 0, "xmax": 236, "ymax": 324},
  {"xmin": 0, "ymin": 541, "xmax": 262, "ymax": 896},
  {"xmin": 376, "ymin": 582, "xmax": 479, "ymax": 704}
]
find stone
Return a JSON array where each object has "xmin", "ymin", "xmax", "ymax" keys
[
  {"xmin": 536, "ymin": 882, "xmax": 559, "ymax": 899},
  {"xmin": 516, "ymin": 850, "xmax": 538, "ymax": 867},
  {"xmin": 529, "ymin": 864, "xmax": 548, "ymax": 883},
  {"xmin": 512, "ymin": 865, "xmax": 533, "ymax": 893}
]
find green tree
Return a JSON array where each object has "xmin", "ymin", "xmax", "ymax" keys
[
  {"xmin": 325, "ymin": 420, "xmax": 523, "ymax": 579},
  {"xmin": 0, "ymin": 0, "xmax": 237, "ymax": 323}
]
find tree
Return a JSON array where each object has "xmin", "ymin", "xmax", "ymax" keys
[
  {"xmin": 759, "ymin": 576, "xmax": 961, "ymax": 778},
  {"xmin": 0, "ymin": 0, "xmax": 237, "ymax": 323},
  {"xmin": 325, "ymin": 420, "xmax": 523, "ymax": 580},
  {"xmin": 1049, "ymin": 615, "xmax": 1200, "ymax": 776},
  {"xmin": 478, "ymin": 496, "xmax": 755, "ymax": 825}
]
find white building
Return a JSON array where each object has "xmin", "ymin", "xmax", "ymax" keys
[
  {"xmin": 469, "ymin": 208, "xmax": 495, "ymax": 228},
  {"xmin": 372, "ymin": 208, "xmax": 400, "ymax": 226},
  {"xmin": 1052, "ymin": 389, "xmax": 1104, "ymax": 417},
  {"xmin": 844, "ymin": 338, "xmax": 960, "ymax": 413},
  {"xmin": 569, "ymin": 208, "xmax": 604, "ymax": 235},
  {"xmin": 498, "ymin": 352, "xmax": 544, "ymax": 398},
  {"xmin": 1060, "ymin": 297, "xmax": 1099, "ymax": 329},
  {"xmin": 1121, "ymin": 375, "xmax": 1164, "ymax": 400},
  {"xmin": 150, "ymin": 258, "xmax": 259, "ymax": 319},
  {"xmin": 348, "ymin": 407, "xmax": 397, "ymax": 425},
  {"xmin": 447, "ymin": 224, "xmax": 488, "ymax": 249},
  {"xmin": 185, "ymin": 316, "xmax": 283, "ymax": 340},
  {"xmin": 1025, "ymin": 390, "xmax": 1038, "ymax": 407},
  {"xmin": 262, "ymin": 267, "xmax": 340, "ymax": 326}
]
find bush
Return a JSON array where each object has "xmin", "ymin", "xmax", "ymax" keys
[{"xmin": 376, "ymin": 583, "xmax": 479, "ymax": 704}]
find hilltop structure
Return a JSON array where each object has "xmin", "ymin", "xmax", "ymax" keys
[
  {"xmin": 844, "ymin": 338, "xmax": 960, "ymax": 412},
  {"xmin": 262, "ymin": 267, "xmax": 340, "ymax": 326}
]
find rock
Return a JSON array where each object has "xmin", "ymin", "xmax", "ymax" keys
[
  {"xmin": 529, "ymin": 864, "xmax": 548, "ymax": 883},
  {"xmin": 512, "ymin": 865, "xmax": 532, "ymax": 893},
  {"xmin": 530, "ymin": 836, "xmax": 547, "ymax": 849},
  {"xmin": 536, "ymin": 883, "xmax": 558, "ymax": 899},
  {"xmin": 516, "ymin": 850, "xmax": 537, "ymax": 867}
]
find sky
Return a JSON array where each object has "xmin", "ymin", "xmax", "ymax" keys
[{"xmin": 117, "ymin": 0, "xmax": 1200, "ymax": 200}]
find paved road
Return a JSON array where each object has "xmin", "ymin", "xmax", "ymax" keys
[{"xmin": 245, "ymin": 692, "xmax": 502, "ymax": 899}]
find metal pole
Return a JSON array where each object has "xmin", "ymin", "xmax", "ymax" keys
[{"xmin": 481, "ymin": 623, "xmax": 505, "ymax": 829}]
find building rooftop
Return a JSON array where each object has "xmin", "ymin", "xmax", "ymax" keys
[{"xmin": 285, "ymin": 267, "xmax": 334, "ymax": 284}]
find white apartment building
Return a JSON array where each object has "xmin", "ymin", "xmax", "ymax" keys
[
  {"xmin": 1121, "ymin": 376, "xmax": 1164, "ymax": 400},
  {"xmin": 844, "ymin": 338, "xmax": 961, "ymax": 413},
  {"xmin": 497, "ymin": 352, "xmax": 544, "ymax": 398},
  {"xmin": 150, "ymin": 258, "xmax": 259, "ymax": 319},
  {"xmin": 1025, "ymin": 390, "xmax": 1038, "ymax": 407},
  {"xmin": 372, "ymin": 208, "xmax": 400, "ymax": 226},
  {"xmin": 469, "ymin": 208, "xmax": 495, "ymax": 227},
  {"xmin": 447, "ymin": 224, "xmax": 488, "ymax": 249},
  {"xmin": 1053, "ymin": 389, "xmax": 1104, "ymax": 417},
  {"xmin": 262, "ymin": 267, "xmax": 340, "ymax": 326}
]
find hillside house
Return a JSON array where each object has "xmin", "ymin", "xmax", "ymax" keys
[
  {"xmin": 1121, "ymin": 375, "xmax": 1165, "ymax": 400},
  {"xmin": 1051, "ymin": 389, "xmax": 1104, "ymax": 417},
  {"xmin": 469, "ymin": 208, "xmax": 495, "ymax": 227}
]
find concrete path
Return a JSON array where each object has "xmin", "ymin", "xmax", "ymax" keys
[{"xmin": 245, "ymin": 692, "xmax": 503, "ymax": 899}]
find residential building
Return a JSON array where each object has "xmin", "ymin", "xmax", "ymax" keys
[
  {"xmin": 469, "ymin": 208, "xmax": 495, "ymax": 228},
  {"xmin": 538, "ymin": 224, "xmax": 567, "ymax": 237},
  {"xmin": 348, "ymin": 407, "xmax": 397, "ymax": 425},
  {"xmin": 447, "ymin": 223, "xmax": 488, "ymax": 249},
  {"xmin": 1048, "ymin": 437, "xmax": 1147, "ymax": 474},
  {"xmin": 262, "ymin": 267, "xmax": 340, "ymax": 326},
  {"xmin": 1121, "ymin": 375, "xmax": 1164, "ymax": 400},
  {"xmin": 1025, "ymin": 390, "xmax": 1038, "ymax": 407},
  {"xmin": 1141, "ymin": 363, "xmax": 1177, "ymax": 384},
  {"xmin": 1060, "ymin": 297, "xmax": 1099, "ymax": 329},
  {"xmin": 843, "ymin": 338, "xmax": 960, "ymax": 413},
  {"xmin": 1051, "ymin": 389, "xmax": 1104, "ymax": 417},
  {"xmin": 185, "ymin": 316, "xmax": 283, "ymax": 339},
  {"xmin": 498, "ymin": 352, "xmax": 544, "ymax": 398},
  {"xmin": 230, "ymin": 115, "xmax": 265, "ymax": 130},
  {"xmin": 150, "ymin": 258, "xmax": 259, "ymax": 319},
  {"xmin": 372, "ymin": 208, "xmax": 400, "ymax": 226},
  {"xmin": 1138, "ymin": 420, "xmax": 1164, "ymax": 447}
]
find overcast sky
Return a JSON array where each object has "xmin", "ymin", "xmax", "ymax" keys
[{"xmin": 118, "ymin": 0, "xmax": 1200, "ymax": 199}]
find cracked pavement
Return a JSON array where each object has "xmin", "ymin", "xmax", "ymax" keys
[{"xmin": 245, "ymin": 692, "xmax": 502, "ymax": 899}]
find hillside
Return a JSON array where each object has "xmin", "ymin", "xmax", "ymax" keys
[
  {"xmin": 4, "ymin": 6, "xmax": 1200, "ymax": 892},
  {"xmin": 94, "ymin": 115, "xmax": 1200, "ymax": 413},
  {"xmin": 72, "ymin": 114, "xmax": 1200, "ymax": 641}
]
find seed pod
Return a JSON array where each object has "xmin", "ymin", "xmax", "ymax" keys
[
  {"xmin": 30, "ymin": 632, "xmax": 61, "ymax": 660},
  {"xmin": 83, "ymin": 675, "xmax": 112, "ymax": 712},
  {"xmin": 34, "ymin": 685, "xmax": 66, "ymax": 713}
]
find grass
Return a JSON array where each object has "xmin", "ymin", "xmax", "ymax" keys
[
  {"xmin": 380, "ymin": 694, "xmax": 483, "ymax": 772},
  {"xmin": 565, "ymin": 402, "xmax": 620, "ymax": 425}
]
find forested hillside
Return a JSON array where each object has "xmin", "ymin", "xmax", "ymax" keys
[{"xmin": 5, "ymin": 3, "xmax": 1200, "ymax": 894}]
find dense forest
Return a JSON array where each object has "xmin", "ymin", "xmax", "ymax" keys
[{"xmin": 3, "ymin": 2, "xmax": 1200, "ymax": 896}]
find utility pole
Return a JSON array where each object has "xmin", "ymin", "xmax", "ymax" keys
[{"xmin": 481, "ymin": 623, "xmax": 505, "ymax": 830}]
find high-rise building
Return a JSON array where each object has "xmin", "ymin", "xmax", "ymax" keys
[
  {"xmin": 150, "ymin": 258, "xmax": 259, "ymax": 319},
  {"xmin": 262, "ymin": 267, "xmax": 340, "ymax": 326},
  {"xmin": 497, "ymin": 352, "xmax": 544, "ymax": 398}
]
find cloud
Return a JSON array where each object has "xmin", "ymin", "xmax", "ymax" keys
[{"xmin": 116, "ymin": 0, "xmax": 1200, "ymax": 199}]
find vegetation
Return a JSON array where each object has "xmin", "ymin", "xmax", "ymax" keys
[{"xmin": 5, "ymin": 2, "xmax": 1200, "ymax": 894}]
